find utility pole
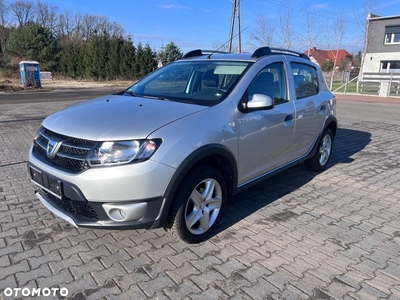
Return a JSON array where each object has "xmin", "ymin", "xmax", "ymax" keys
[
  {"xmin": 228, "ymin": 0, "xmax": 241, "ymax": 53},
  {"xmin": 237, "ymin": 0, "xmax": 241, "ymax": 53},
  {"xmin": 228, "ymin": 0, "xmax": 236, "ymax": 53}
]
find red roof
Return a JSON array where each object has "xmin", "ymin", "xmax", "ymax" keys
[{"xmin": 304, "ymin": 47, "xmax": 353, "ymax": 67}]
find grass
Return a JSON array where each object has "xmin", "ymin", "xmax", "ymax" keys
[{"xmin": 330, "ymin": 81, "xmax": 358, "ymax": 93}]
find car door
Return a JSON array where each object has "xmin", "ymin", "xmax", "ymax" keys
[
  {"xmin": 236, "ymin": 62, "xmax": 296, "ymax": 185},
  {"xmin": 289, "ymin": 61, "xmax": 328, "ymax": 159}
]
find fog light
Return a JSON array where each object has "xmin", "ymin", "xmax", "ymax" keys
[
  {"xmin": 102, "ymin": 203, "xmax": 148, "ymax": 222},
  {"xmin": 109, "ymin": 208, "xmax": 127, "ymax": 221}
]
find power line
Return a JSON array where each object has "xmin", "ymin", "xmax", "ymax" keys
[{"xmin": 262, "ymin": 0, "xmax": 360, "ymax": 26}]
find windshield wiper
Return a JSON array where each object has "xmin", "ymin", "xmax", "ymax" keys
[
  {"xmin": 142, "ymin": 95, "xmax": 170, "ymax": 101},
  {"xmin": 125, "ymin": 90, "xmax": 137, "ymax": 97}
]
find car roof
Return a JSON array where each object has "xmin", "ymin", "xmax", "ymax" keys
[{"xmin": 181, "ymin": 47, "xmax": 311, "ymax": 62}]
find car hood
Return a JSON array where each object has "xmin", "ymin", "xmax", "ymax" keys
[{"xmin": 42, "ymin": 95, "xmax": 207, "ymax": 141}]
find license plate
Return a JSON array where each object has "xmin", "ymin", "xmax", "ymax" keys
[{"xmin": 29, "ymin": 167, "xmax": 63, "ymax": 197}]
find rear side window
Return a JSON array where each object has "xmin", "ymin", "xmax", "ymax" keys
[{"xmin": 291, "ymin": 63, "xmax": 319, "ymax": 99}]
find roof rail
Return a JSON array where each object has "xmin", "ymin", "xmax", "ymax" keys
[
  {"xmin": 251, "ymin": 47, "xmax": 310, "ymax": 60},
  {"xmin": 183, "ymin": 49, "xmax": 231, "ymax": 59}
]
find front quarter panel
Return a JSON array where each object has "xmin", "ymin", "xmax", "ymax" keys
[{"xmin": 148, "ymin": 99, "xmax": 238, "ymax": 170}]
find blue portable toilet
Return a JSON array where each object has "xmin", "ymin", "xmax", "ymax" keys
[{"xmin": 19, "ymin": 61, "xmax": 42, "ymax": 88}]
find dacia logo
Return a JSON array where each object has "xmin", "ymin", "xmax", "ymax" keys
[{"xmin": 46, "ymin": 138, "xmax": 63, "ymax": 159}]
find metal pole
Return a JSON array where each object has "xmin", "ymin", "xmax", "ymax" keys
[
  {"xmin": 228, "ymin": 0, "xmax": 236, "ymax": 53},
  {"xmin": 237, "ymin": 0, "xmax": 241, "ymax": 53}
]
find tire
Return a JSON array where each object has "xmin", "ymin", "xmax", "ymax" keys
[
  {"xmin": 305, "ymin": 128, "xmax": 333, "ymax": 171},
  {"xmin": 166, "ymin": 166, "xmax": 227, "ymax": 243}
]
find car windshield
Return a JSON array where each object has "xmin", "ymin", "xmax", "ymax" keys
[{"xmin": 125, "ymin": 60, "xmax": 252, "ymax": 106}]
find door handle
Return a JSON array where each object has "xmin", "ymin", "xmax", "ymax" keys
[
  {"xmin": 284, "ymin": 114, "xmax": 294, "ymax": 122},
  {"xmin": 284, "ymin": 114, "xmax": 294, "ymax": 126}
]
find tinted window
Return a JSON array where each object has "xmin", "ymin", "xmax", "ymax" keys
[
  {"xmin": 248, "ymin": 62, "xmax": 288, "ymax": 105},
  {"xmin": 291, "ymin": 63, "xmax": 319, "ymax": 99},
  {"xmin": 126, "ymin": 61, "xmax": 251, "ymax": 106}
]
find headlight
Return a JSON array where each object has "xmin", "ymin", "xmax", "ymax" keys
[{"xmin": 88, "ymin": 139, "xmax": 161, "ymax": 166}]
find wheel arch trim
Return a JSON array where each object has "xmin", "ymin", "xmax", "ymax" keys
[{"xmin": 151, "ymin": 144, "xmax": 238, "ymax": 229}]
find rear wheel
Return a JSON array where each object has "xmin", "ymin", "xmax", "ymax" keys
[
  {"xmin": 166, "ymin": 166, "xmax": 226, "ymax": 243},
  {"xmin": 305, "ymin": 128, "xmax": 333, "ymax": 171}
]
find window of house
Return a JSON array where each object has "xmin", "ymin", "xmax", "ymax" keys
[
  {"xmin": 384, "ymin": 26, "xmax": 400, "ymax": 45},
  {"xmin": 381, "ymin": 61, "xmax": 400, "ymax": 73}
]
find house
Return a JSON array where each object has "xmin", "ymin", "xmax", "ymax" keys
[
  {"xmin": 304, "ymin": 47, "xmax": 354, "ymax": 71},
  {"xmin": 361, "ymin": 14, "xmax": 400, "ymax": 73}
]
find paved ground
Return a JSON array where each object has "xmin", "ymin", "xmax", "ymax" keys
[{"xmin": 0, "ymin": 93, "xmax": 399, "ymax": 299}]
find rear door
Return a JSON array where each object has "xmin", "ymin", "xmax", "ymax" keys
[{"xmin": 289, "ymin": 61, "xmax": 329, "ymax": 159}]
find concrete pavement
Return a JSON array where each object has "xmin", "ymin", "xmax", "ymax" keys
[{"xmin": 0, "ymin": 94, "xmax": 399, "ymax": 299}]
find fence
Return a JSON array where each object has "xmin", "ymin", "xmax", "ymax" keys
[
  {"xmin": 359, "ymin": 72, "xmax": 400, "ymax": 96},
  {"xmin": 39, "ymin": 72, "xmax": 52, "ymax": 80}
]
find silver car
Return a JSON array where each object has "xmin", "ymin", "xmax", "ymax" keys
[{"xmin": 28, "ymin": 47, "xmax": 337, "ymax": 243}]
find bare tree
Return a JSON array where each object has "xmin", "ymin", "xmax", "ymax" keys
[
  {"xmin": 212, "ymin": 40, "xmax": 231, "ymax": 52},
  {"xmin": 9, "ymin": 0, "xmax": 34, "ymax": 27},
  {"xmin": 300, "ymin": 8, "xmax": 322, "ymax": 55},
  {"xmin": 355, "ymin": 0, "xmax": 382, "ymax": 36},
  {"xmin": 279, "ymin": 0, "xmax": 295, "ymax": 49},
  {"xmin": 0, "ymin": 0, "xmax": 8, "ymax": 26},
  {"xmin": 55, "ymin": 10, "xmax": 75, "ymax": 45},
  {"xmin": 327, "ymin": 11, "xmax": 346, "ymax": 89},
  {"xmin": 0, "ymin": 0, "xmax": 10, "ymax": 50},
  {"xmin": 93, "ymin": 15, "xmax": 123, "ymax": 37},
  {"xmin": 249, "ymin": 9, "xmax": 275, "ymax": 47},
  {"xmin": 35, "ymin": 1, "xmax": 58, "ymax": 32},
  {"xmin": 109, "ymin": 22, "xmax": 124, "ymax": 38}
]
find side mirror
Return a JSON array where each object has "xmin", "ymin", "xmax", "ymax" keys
[{"xmin": 246, "ymin": 94, "xmax": 274, "ymax": 111}]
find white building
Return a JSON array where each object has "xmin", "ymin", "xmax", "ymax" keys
[{"xmin": 362, "ymin": 14, "xmax": 400, "ymax": 73}]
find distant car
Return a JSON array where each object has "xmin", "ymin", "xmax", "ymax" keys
[{"xmin": 28, "ymin": 47, "xmax": 337, "ymax": 243}]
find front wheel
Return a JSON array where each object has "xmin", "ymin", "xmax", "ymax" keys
[
  {"xmin": 166, "ymin": 166, "xmax": 226, "ymax": 243},
  {"xmin": 305, "ymin": 128, "xmax": 333, "ymax": 171}
]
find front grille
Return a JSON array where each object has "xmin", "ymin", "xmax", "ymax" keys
[
  {"xmin": 48, "ymin": 193, "xmax": 100, "ymax": 221},
  {"xmin": 33, "ymin": 127, "xmax": 95, "ymax": 172}
]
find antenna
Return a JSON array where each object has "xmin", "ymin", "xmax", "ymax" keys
[{"xmin": 207, "ymin": 25, "xmax": 249, "ymax": 59}]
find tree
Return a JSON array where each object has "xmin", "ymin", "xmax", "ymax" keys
[
  {"xmin": 211, "ymin": 40, "xmax": 230, "ymax": 52},
  {"xmin": 35, "ymin": 1, "xmax": 58, "ymax": 32},
  {"xmin": 9, "ymin": 0, "xmax": 34, "ymax": 27},
  {"xmin": 4, "ymin": 21, "xmax": 60, "ymax": 71},
  {"xmin": 0, "ymin": 0, "xmax": 10, "ymax": 52},
  {"xmin": 106, "ymin": 36, "xmax": 122, "ymax": 80},
  {"xmin": 279, "ymin": 0, "xmax": 295, "ymax": 49},
  {"xmin": 353, "ymin": 50, "xmax": 362, "ymax": 73},
  {"xmin": 141, "ymin": 43, "xmax": 157, "ymax": 76},
  {"xmin": 119, "ymin": 37, "xmax": 135, "ymax": 79},
  {"xmin": 326, "ymin": 11, "xmax": 346, "ymax": 88},
  {"xmin": 355, "ymin": 0, "xmax": 382, "ymax": 37},
  {"xmin": 55, "ymin": 10, "xmax": 75, "ymax": 45},
  {"xmin": 321, "ymin": 59, "xmax": 334, "ymax": 72},
  {"xmin": 249, "ymin": 9, "xmax": 275, "ymax": 47},
  {"xmin": 157, "ymin": 41, "xmax": 183, "ymax": 66},
  {"xmin": 58, "ymin": 42, "xmax": 84, "ymax": 77},
  {"xmin": 338, "ymin": 56, "xmax": 352, "ymax": 72},
  {"xmin": 134, "ymin": 42, "xmax": 157, "ymax": 79},
  {"xmin": 301, "ymin": 8, "xmax": 322, "ymax": 56}
]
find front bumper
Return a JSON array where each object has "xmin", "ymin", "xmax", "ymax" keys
[
  {"xmin": 34, "ymin": 186, "xmax": 163, "ymax": 229},
  {"xmin": 28, "ymin": 145, "xmax": 175, "ymax": 229}
]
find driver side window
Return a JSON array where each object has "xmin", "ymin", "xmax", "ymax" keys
[{"xmin": 248, "ymin": 62, "xmax": 288, "ymax": 105}]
